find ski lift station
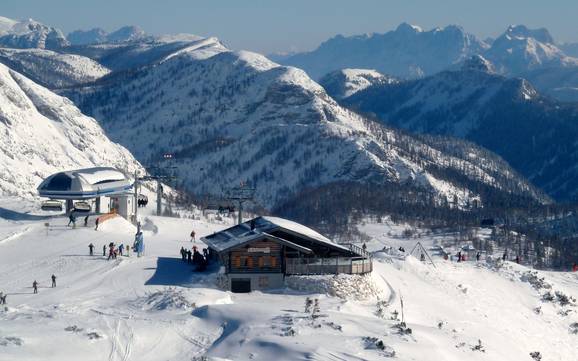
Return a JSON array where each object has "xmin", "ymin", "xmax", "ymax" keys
[
  {"xmin": 202, "ymin": 216, "xmax": 372, "ymax": 292},
  {"xmin": 37, "ymin": 167, "xmax": 135, "ymax": 220}
]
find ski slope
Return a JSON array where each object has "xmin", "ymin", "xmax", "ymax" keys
[{"xmin": 0, "ymin": 199, "xmax": 577, "ymax": 361}]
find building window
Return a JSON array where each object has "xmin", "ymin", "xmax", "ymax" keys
[
  {"xmin": 270, "ymin": 256, "xmax": 277, "ymax": 268},
  {"xmin": 233, "ymin": 256, "xmax": 241, "ymax": 267},
  {"xmin": 258, "ymin": 276, "xmax": 269, "ymax": 288}
]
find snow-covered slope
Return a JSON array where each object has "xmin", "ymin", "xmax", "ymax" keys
[
  {"xmin": 343, "ymin": 64, "xmax": 578, "ymax": 200},
  {"xmin": 319, "ymin": 68, "xmax": 398, "ymax": 100},
  {"xmin": 0, "ymin": 16, "xmax": 68, "ymax": 49},
  {"xmin": 0, "ymin": 48, "xmax": 110, "ymax": 88},
  {"xmin": 0, "ymin": 203, "xmax": 576, "ymax": 361},
  {"xmin": 64, "ymin": 37, "xmax": 546, "ymax": 209},
  {"xmin": 65, "ymin": 36, "xmax": 212, "ymax": 72},
  {"xmin": 0, "ymin": 63, "xmax": 142, "ymax": 199},
  {"xmin": 278, "ymin": 23, "xmax": 489, "ymax": 79}
]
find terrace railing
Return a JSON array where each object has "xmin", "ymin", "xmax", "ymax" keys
[{"xmin": 285, "ymin": 256, "xmax": 372, "ymax": 275}]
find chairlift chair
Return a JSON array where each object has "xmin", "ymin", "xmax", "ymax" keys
[
  {"xmin": 73, "ymin": 201, "xmax": 91, "ymax": 213},
  {"xmin": 41, "ymin": 199, "xmax": 63, "ymax": 211}
]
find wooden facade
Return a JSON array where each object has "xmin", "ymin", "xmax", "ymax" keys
[{"xmin": 227, "ymin": 239, "xmax": 283, "ymax": 274}]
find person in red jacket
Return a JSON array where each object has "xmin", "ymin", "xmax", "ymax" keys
[{"xmin": 573, "ymin": 263, "xmax": 578, "ymax": 272}]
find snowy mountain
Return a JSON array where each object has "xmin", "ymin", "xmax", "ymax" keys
[
  {"xmin": 106, "ymin": 25, "xmax": 147, "ymax": 43},
  {"xmin": 343, "ymin": 65, "xmax": 578, "ymax": 200},
  {"xmin": 0, "ymin": 62, "xmax": 143, "ymax": 199},
  {"xmin": 278, "ymin": 23, "xmax": 489, "ymax": 79},
  {"xmin": 0, "ymin": 48, "xmax": 110, "ymax": 88},
  {"xmin": 67, "ymin": 27, "xmax": 108, "ymax": 46},
  {"xmin": 278, "ymin": 23, "xmax": 578, "ymax": 81},
  {"xmin": 67, "ymin": 26, "xmax": 147, "ymax": 46},
  {"xmin": 63, "ymin": 37, "xmax": 546, "ymax": 211},
  {"xmin": 318, "ymin": 69, "xmax": 398, "ymax": 100},
  {"xmin": 484, "ymin": 25, "xmax": 578, "ymax": 75},
  {"xmin": 0, "ymin": 16, "xmax": 68, "ymax": 49}
]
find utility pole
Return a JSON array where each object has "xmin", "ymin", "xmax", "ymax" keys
[
  {"xmin": 156, "ymin": 180, "xmax": 163, "ymax": 216},
  {"xmin": 133, "ymin": 169, "xmax": 139, "ymax": 225},
  {"xmin": 224, "ymin": 183, "xmax": 255, "ymax": 225}
]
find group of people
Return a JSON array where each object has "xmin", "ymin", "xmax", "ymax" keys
[
  {"xmin": 105, "ymin": 242, "xmax": 130, "ymax": 260},
  {"xmin": 180, "ymin": 245, "xmax": 209, "ymax": 271},
  {"xmin": 31, "ymin": 274, "xmax": 56, "ymax": 295},
  {"xmin": 67, "ymin": 212, "xmax": 93, "ymax": 229},
  {"xmin": 137, "ymin": 198, "xmax": 148, "ymax": 208},
  {"xmin": 87, "ymin": 231, "xmax": 144, "ymax": 260}
]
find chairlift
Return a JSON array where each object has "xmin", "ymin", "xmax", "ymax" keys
[
  {"xmin": 73, "ymin": 201, "xmax": 91, "ymax": 213},
  {"xmin": 218, "ymin": 205, "xmax": 236, "ymax": 216},
  {"xmin": 41, "ymin": 199, "xmax": 63, "ymax": 211},
  {"xmin": 137, "ymin": 194, "xmax": 149, "ymax": 207}
]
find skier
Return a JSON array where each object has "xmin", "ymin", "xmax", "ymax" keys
[
  {"xmin": 457, "ymin": 251, "xmax": 462, "ymax": 263},
  {"xmin": 95, "ymin": 217, "xmax": 99, "ymax": 231},
  {"xmin": 32, "ymin": 280, "xmax": 38, "ymax": 294},
  {"xmin": 190, "ymin": 230, "xmax": 196, "ymax": 242},
  {"xmin": 84, "ymin": 215, "xmax": 89, "ymax": 227},
  {"xmin": 515, "ymin": 255, "xmax": 520, "ymax": 264},
  {"xmin": 362, "ymin": 243, "xmax": 367, "ymax": 252},
  {"xmin": 108, "ymin": 243, "xmax": 115, "ymax": 260},
  {"xmin": 202, "ymin": 248, "xmax": 208, "ymax": 260},
  {"xmin": 187, "ymin": 249, "xmax": 192, "ymax": 264},
  {"xmin": 0, "ymin": 292, "xmax": 6, "ymax": 305},
  {"xmin": 89, "ymin": 243, "xmax": 94, "ymax": 256},
  {"xmin": 102, "ymin": 244, "xmax": 106, "ymax": 256},
  {"xmin": 118, "ymin": 244, "xmax": 124, "ymax": 257},
  {"xmin": 180, "ymin": 247, "xmax": 186, "ymax": 261},
  {"xmin": 476, "ymin": 252, "xmax": 481, "ymax": 262},
  {"xmin": 502, "ymin": 250, "xmax": 508, "ymax": 261},
  {"xmin": 420, "ymin": 253, "xmax": 426, "ymax": 262},
  {"xmin": 573, "ymin": 263, "xmax": 578, "ymax": 272},
  {"xmin": 51, "ymin": 274, "xmax": 56, "ymax": 288}
]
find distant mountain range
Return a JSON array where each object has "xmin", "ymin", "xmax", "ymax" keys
[
  {"xmin": 67, "ymin": 25, "xmax": 148, "ymax": 45},
  {"xmin": 0, "ymin": 15, "xmax": 563, "ymax": 213},
  {"xmin": 339, "ymin": 62, "xmax": 578, "ymax": 200},
  {"xmin": 276, "ymin": 23, "xmax": 578, "ymax": 86},
  {"xmin": 60, "ymin": 37, "xmax": 546, "ymax": 210}
]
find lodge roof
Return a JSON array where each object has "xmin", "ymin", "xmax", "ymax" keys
[{"xmin": 202, "ymin": 216, "xmax": 351, "ymax": 254}]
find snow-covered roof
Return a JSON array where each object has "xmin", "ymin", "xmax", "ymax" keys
[
  {"xmin": 202, "ymin": 216, "xmax": 352, "ymax": 254},
  {"xmin": 38, "ymin": 167, "xmax": 132, "ymax": 199}
]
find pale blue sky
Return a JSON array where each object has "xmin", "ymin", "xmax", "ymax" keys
[{"xmin": 3, "ymin": 0, "xmax": 577, "ymax": 54}]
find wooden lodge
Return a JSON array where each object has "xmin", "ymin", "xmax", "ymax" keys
[{"xmin": 202, "ymin": 216, "xmax": 372, "ymax": 292}]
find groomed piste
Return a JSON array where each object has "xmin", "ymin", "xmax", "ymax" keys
[{"xmin": 0, "ymin": 197, "xmax": 577, "ymax": 361}]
